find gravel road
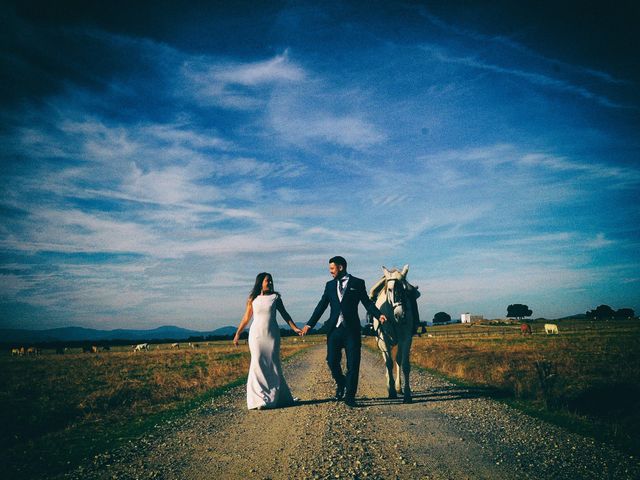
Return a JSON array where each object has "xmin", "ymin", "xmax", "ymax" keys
[{"xmin": 62, "ymin": 344, "xmax": 639, "ymax": 480}]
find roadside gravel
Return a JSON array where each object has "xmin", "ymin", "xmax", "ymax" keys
[{"xmin": 61, "ymin": 344, "xmax": 639, "ymax": 480}]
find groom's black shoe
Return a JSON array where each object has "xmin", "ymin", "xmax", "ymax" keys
[
  {"xmin": 335, "ymin": 384, "xmax": 345, "ymax": 401},
  {"xmin": 344, "ymin": 397, "xmax": 356, "ymax": 407}
]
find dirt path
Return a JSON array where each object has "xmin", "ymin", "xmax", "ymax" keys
[{"xmin": 64, "ymin": 344, "xmax": 639, "ymax": 480}]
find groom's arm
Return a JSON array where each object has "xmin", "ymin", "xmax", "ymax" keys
[
  {"xmin": 357, "ymin": 279, "xmax": 385, "ymax": 321},
  {"xmin": 306, "ymin": 285, "xmax": 330, "ymax": 330}
]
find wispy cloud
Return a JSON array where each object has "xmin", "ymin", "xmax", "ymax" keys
[
  {"xmin": 519, "ymin": 153, "xmax": 640, "ymax": 187},
  {"xmin": 183, "ymin": 52, "xmax": 305, "ymax": 109},
  {"xmin": 584, "ymin": 233, "xmax": 615, "ymax": 249},
  {"xmin": 266, "ymin": 84, "xmax": 386, "ymax": 150},
  {"xmin": 417, "ymin": 7, "xmax": 633, "ymax": 87},
  {"xmin": 419, "ymin": 144, "xmax": 640, "ymax": 191},
  {"xmin": 212, "ymin": 52, "xmax": 305, "ymax": 86},
  {"xmin": 423, "ymin": 45, "xmax": 630, "ymax": 109}
]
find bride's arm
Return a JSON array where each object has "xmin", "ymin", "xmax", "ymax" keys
[
  {"xmin": 275, "ymin": 296, "xmax": 301, "ymax": 334},
  {"xmin": 233, "ymin": 300, "xmax": 253, "ymax": 346}
]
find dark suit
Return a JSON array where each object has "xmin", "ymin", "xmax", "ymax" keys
[{"xmin": 307, "ymin": 275, "xmax": 382, "ymax": 400}]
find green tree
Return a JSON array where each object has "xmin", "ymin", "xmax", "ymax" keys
[
  {"xmin": 432, "ymin": 312, "xmax": 451, "ymax": 324},
  {"xmin": 586, "ymin": 305, "xmax": 615, "ymax": 320},
  {"xmin": 615, "ymin": 308, "xmax": 635, "ymax": 319},
  {"xmin": 507, "ymin": 304, "xmax": 533, "ymax": 320}
]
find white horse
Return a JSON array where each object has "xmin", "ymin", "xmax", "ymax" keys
[{"xmin": 369, "ymin": 265, "xmax": 420, "ymax": 404}]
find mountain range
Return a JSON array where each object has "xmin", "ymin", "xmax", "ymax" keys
[{"xmin": 0, "ymin": 325, "xmax": 239, "ymax": 343}]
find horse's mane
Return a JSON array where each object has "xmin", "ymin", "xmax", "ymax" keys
[
  {"xmin": 369, "ymin": 275, "xmax": 420, "ymax": 301},
  {"xmin": 369, "ymin": 276, "xmax": 386, "ymax": 300}
]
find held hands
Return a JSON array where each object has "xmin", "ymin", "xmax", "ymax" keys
[
  {"xmin": 291, "ymin": 325, "xmax": 303, "ymax": 335},
  {"xmin": 299, "ymin": 325, "xmax": 311, "ymax": 336}
]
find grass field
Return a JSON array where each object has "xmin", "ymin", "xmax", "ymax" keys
[
  {"xmin": 4, "ymin": 321, "xmax": 638, "ymax": 477},
  {"xmin": 0, "ymin": 336, "xmax": 319, "ymax": 479},
  {"xmin": 364, "ymin": 318, "xmax": 640, "ymax": 456}
]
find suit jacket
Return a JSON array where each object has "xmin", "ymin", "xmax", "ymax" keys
[{"xmin": 307, "ymin": 275, "xmax": 382, "ymax": 336}]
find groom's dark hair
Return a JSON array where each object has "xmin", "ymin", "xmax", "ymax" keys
[{"xmin": 329, "ymin": 256, "xmax": 347, "ymax": 270}]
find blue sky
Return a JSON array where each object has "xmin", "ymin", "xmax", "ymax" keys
[{"xmin": 1, "ymin": 1, "xmax": 639, "ymax": 330}]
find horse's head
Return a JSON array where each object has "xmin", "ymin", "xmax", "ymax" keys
[{"xmin": 382, "ymin": 264, "xmax": 409, "ymax": 323}]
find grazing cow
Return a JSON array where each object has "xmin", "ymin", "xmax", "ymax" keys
[
  {"xmin": 544, "ymin": 323, "xmax": 559, "ymax": 335},
  {"xmin": 91, "ymin": 345, "xmax": 99, "ymax": 353},
  {"xmin": 520, "ymin": 323, "xmax": 532, "ymax": 335},
  {"xmin": 133, "ymin": 343, "xmax": 149, "ymax": 352},
  {"xmin": 11, "ymin": 348, "xmax": 20, "ymax": 356},
  {"xmin": 26, "ymin": 347, "xmax": 38, "ymax": 356},
  {"xmin": 19, "ymin": 346, "xmax": 25, "ymax": 356},
  {"xmin": 171, "ymin": 343, "xmax": 180, "ymax": 349},
  {"xmin": 188, "ymin": 342, "xmax": 199, "ymax": 349}
]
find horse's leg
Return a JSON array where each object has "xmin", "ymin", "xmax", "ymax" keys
[
  {"xmin": 378, "ymin": 337, "xmax": 396, "ymax": 398},
  {"xmin": 394, "ymin": 344, "xmax": 402, "ymax": 393},
  {"xmin": 401, "ymin": 337, "xmax": 413, "ymax": 403}
]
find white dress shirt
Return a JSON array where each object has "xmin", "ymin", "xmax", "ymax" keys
[{"xmin": 335, "ymin": 275, "xmax": 350, "ymax": 328}]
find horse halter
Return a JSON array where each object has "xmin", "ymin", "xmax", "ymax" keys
[{"xmin": 385, "ymin": 278, "xmax": 407, "ymax": 322}]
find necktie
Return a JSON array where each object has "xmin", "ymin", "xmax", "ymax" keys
[{"xmin": 338, "ymin": 278, "xmax": 345, "ymax": 295}]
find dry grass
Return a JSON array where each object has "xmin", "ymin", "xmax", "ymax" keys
[
  {"xmin": 365, "ymin": 319, "xmax": 640, "ymax": 455},
  {"xmin": 0, "ymin": 337, "xmax": 318, "ymax": 477}
]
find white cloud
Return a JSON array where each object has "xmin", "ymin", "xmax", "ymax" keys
[
  {"xmin": 519, "ymin": 153, "xmax": 640, "ymax": 187},
  {"xmin": 141, "ymin": 124, "xmax": 234, "ymax": 151},
  {"xmin": 122, "ymin": 162, "xmax": 221, "ymax": 205},
  {"xmin": 584, "ymin": 233, "xmax": 615, "ymax": 249},
  {"xmin": 212, "ymin": 52, "xmax": 305, "ymax": 86},
  {"xmin": 183, "ymin": 52, "xmax": 305, "ymax": 109},
  {"xmin": 268, "ymin": 99, "xmax": 386, "ymax": 150}
]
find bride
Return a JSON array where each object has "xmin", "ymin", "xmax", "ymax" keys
[{"xmin": 233, "ymin": 272, "xmax": 302, "ymax": 410}]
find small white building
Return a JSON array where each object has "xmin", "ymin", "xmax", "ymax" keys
[{"xmin": 461, "ymin": 313, "xmax": 484, "ymax": 323}]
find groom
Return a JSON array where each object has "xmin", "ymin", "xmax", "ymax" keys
[{"xmin": 301, "ymin": 256, "xmax": 386, "ymax": 407}]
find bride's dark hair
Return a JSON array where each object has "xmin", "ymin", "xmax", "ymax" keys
[{"xmin": 249, "ymin": 272, "xmax": 278, "ymax": 301}]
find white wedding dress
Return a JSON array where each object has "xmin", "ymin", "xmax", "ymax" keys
[{"xmin": 246, "ymin": 293, "xmax": 294, "ymax": 410}]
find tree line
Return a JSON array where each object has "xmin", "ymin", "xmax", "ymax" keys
[{"xmin": 429, "ymin": 303, "xmax": 636, "ymax": 324}]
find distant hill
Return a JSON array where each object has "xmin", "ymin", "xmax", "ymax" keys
[
  {"xmin": 0, "ymin": 325, "xmax": 239, "ymax": 343},
  {"xmin": 210, "ymin": 326, "xmax": 238, "ymax": 336},
  {"xmin": 556, "ymin": 313, "xmax": 588, "ymax": 320}
]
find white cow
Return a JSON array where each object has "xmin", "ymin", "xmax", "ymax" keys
[
  {"xmin": 544, "ymin": 323, "xmax": 559, "ymax": 335},
  {"xmin": 133, "ymin": 343, "xmax": 150, "ymax": 351}
]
